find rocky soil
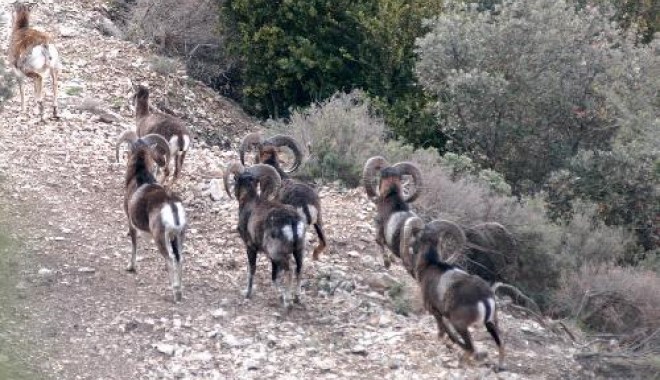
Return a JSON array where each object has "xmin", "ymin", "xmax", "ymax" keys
[{"xmin": 0, "ymin": 1, "xmax": 593, "ymax": 379}]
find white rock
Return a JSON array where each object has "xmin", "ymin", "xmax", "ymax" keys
[
  {"xmin": 78, "ymin": 267, "xmax": 95, "ymax": 273},
  {"xmin": 209, "ymin": 179, "xmax": 224, "ymax": 201},
  {"xmin": 243, "ymin": 359, "xmax": 260, "ymax": 370},
  {"xmin": 59, "ymin": 26, "xmax": 77, "ymax": 37},
  {"xmin": 187, "ymin": 351, "xmax": 213, "ymax": 362},
  {"xmin": 211, "ymin": 308, "xmax": 228, "ymax": 319},
  {"xmin": 154, "ymin": 343, "xmax": 175, "ymax": 356},
  {"xmin": 350, "ymin": 345, "xmax": 368, "ymax": 356},
  {"xmin": 38, "ymin": 268, "xmax": 53, "ymax": 276},
  {"xmin": 222, "ymin": 334, "xmax": 243, "ymax": 348},
  {"xmin": 314, "ymin": 358, "xmax": 335, "ymax": 372}
]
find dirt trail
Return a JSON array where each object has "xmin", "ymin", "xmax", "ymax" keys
[{"xmin": 0, "ymin": 1, "xmax": 588, "ymax": 379}]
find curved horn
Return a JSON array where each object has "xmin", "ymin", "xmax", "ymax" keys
[
  {"xmin": 223, "ymin": 162, "xmax": 245, "ymax": 198},
  {"xmin": 265, "ymin": 134, "xmax": 304, "ymax": 173},
  {"xmin": 115, "ymin": 130, "xmax": 138, "ymax": 162},
  {"xmin": 427, "ymin": 219, "xmax": 466, "ymax": 263},
  {"xmin": 401, "ymin": 217, "xmax": 425, "ymax": 274},
  {"xmin": 246, "ymin": 164, "xmax": 282, "ymax": 201},
  {"xmin": 239, "ymin": 132, "xmax": 264, "ymax": 166},
  {"xmin": 140, "ymin": 133, "xmax": 171, "ymax": 166},
  {"xmin": 362, "ymin": 156, "xmax": 390, "ymax": 201},
  {"xmin": 393, "ymin": 162, "xmax": 423, "ymax": 203}
]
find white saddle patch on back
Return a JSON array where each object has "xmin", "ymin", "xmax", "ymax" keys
[
  {"xmin": 385, "ymin": 211, "xmax": 412, "ymax": 247},
  {"xmin": 436, "ymin": 268, "xmax": 467, "ymax": 300}
]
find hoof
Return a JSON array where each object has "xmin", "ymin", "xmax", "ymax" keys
[
  {"xmin": 494, "ymin": 364, "xmax": 507, "ymax": 373},
  {"xmin": 293, "ymin": 294, "xmax": 302, "ymax": 304},
  {"xmin": 125, "ymin": 265, "xmax": 136, "ymax": 273},
  {"xmin": 173, "ymin": 290, "xmax": 182, "ymax": 303}
]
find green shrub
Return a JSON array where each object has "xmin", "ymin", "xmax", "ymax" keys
[{"xmin": 416, "ymin": 0, "xmax": 656, "ymax": 194}]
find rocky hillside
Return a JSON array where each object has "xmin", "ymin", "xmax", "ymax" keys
[{"xmin": 0, "ymin": 1, "xmax": 591, "ymax": 379}]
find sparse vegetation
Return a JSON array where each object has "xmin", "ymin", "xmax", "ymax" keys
[
  {"xmin": 552, "ymin": 264, "xmax": 660, "ymax": 353},
  {"xmin": 387, "ymin": 282, "xmax": 413, "ymax": 316},
  {"xmin": 64, "ymin": 86, "xmax": 83, "ymax": 97},
  {"xmin": 149, "ymin": 55, "xmax": 179, "ymax": 76}
]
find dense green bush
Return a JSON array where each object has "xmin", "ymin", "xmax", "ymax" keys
[
  {"xmin": 416, "ymin": 0, "xmax": 656, "ymax": 194},
  {"xmin": 222, "ymin": 0, "xmax": 446, "ymax": 145}
]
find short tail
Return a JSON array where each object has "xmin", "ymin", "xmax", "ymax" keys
[
  {"xmin": 41, "ymin": 45, "xmax": 52, "ymax": 65},
  {"xmin": 170, "ymin": 237, "xmax": 181, "ymax": 262}
]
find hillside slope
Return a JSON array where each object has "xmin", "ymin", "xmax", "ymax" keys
[{"xmin": 1, "ymin": 1, "xmax": 588, "ymax": 379}]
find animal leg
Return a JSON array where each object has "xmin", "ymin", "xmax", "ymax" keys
[
  {"xmin": 379, "ymin": 243, "xmax": 392, "ymax": 269},
  {"xmin": 170, "ymin": 235, "xmax": 184, "ymax": 302},
  {"xmin": 441, "ymin": 317, "xmax": 474, "ymax": 364},
  {"xmin": 293, "ymin": 248, "xmax": 303, "ymax": 303},
  {"xmin": 33, "ymin": 75, "xmax": 44, "ymax": 121},
  {"xmin": 50, "ymin": 68, "xmax": 59, "ymax": 119},
  {"xmin": 156, "ymin": 234, "xmax": 182, "ymax": 303},
  {"xmin": 311, "ymin": 222, "xmax": 326, "ymax": 261},
  {"xmin": 244, "ymin": 247, "xmax": 257, "ymax": 299},
  {"xmin": 174, "ymin": 150, "xmax": 186, "ymax": 181},
  {"xmin": 455, "ymin": 325, "xmax": 476, "ymax": 366},
  {"xmin": 271, "ymin": 261, "xmax": 289, "ymax": 309},
  {"xmin": 126, "ymin": 226, "xmax": 137, "ymax": 272},
  {"xmin": 18, "ymin": 75, "xmax": 25, "ymax": 113},
  {"xmin": 486, "ymin": 320, "xmax": 506, "ymax": 372},
  {"xmin": 432, "ymin": 310, "xmax": 447, "ymax": 339}
]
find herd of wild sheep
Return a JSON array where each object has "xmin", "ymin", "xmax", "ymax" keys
[{"xmin": 7, "ymin": 2, "xmax": 506, "ymax": 371}]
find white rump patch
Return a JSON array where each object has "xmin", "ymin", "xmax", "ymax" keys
[
  {"xmin": 282, "ymin": 225, "xmax": 294, "ymax": 241},
  {"xmin": 161, "ymin": 202, "xmax": 185, "ymax": 230},
  {"xmin": 169, "ymin": 136, "xmax": 179, "ymax": 156},
  {"xmin": 477, "ymin": 301, "xmax": 487, "ymax": 324},
  {"xmin": 161, "ymin": 204, "xmax": 176, "ymax": 228},
  {"xmin": 21, "ymin": 45, "xmax": 61, "ymax": 74},
  {"xmin": 175, "ymin": 202, "xmax": 186, "ymax": 227},
  {"xmin": 487, "ymin": 298, "xmax": 496, "ymax": 322},
  {"xmin": 297, "ymin": 222, "xmax": 305, "ymax": 238}
]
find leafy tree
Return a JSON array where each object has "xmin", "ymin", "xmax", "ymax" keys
[
  {"xmin": 578, "ymin": 0, "xmax": 660, "ymax": 43},
  {"xmin": 221, "ymin": 0, "xmax": 448, "ymax": 147},
  {"xmin": 221, "ymin": 0, "xmax": 372, "ymax": 118},
  {"xmin": 415, "ymin": 0, "xmax": 654, "ymax": 194},
  {"xmin": 356, "ymin": 0, "xmax": 445, "ymax": 149}
]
